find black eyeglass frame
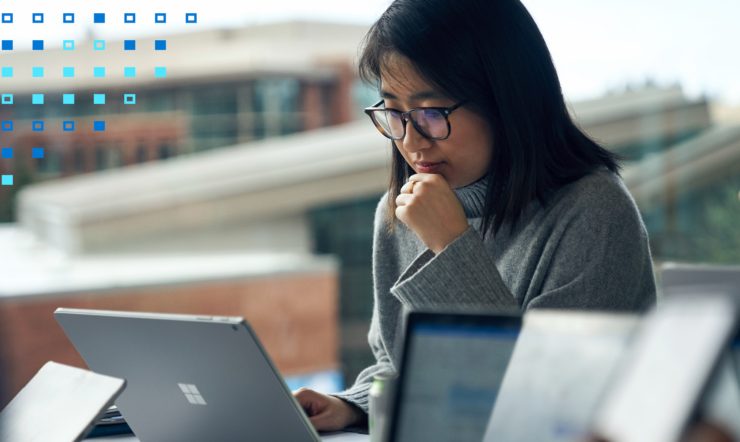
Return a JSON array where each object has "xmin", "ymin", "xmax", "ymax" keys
[{"xmin": 364, "ymin": 99, "xmax": 467, "ymax": 141}]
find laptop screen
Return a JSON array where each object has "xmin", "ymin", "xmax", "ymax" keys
[{"xmin": 391, "ymin": 313, "xmax": 521, "ymax": 442}]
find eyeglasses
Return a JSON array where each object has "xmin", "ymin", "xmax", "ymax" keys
[{"xmin": 364, "ymin": 99, "xmax": 466, "ymax": 141}]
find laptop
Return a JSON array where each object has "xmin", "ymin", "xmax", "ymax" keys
[
  {"xmin": 54, "ymin": 308, "xmax": 322, "ymax": 442},
  {"xmin": 386, "ymin": 311, "xmax": 522, "ymax": 442},
  {"xmin": 0, "ymin": 361, "xmax": 125, "ymax": 442},
  {"xmin": 482, "ymin": 310, "xmax": 640, "ymax": 442},
  {"xmin": 660, "ymin": 263, "xmax": 740, "ymax": 439}
]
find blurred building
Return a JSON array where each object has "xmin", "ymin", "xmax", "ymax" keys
[{"xmin": 2, "ymin": 18, "xmax": 740, "ymax": 394}]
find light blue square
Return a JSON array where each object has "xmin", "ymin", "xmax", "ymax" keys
[
  {"xmin": 32, "ymin": 67, "xmax": 43, "ymax": 78},
  {"xmin": 93, "ymin": 40, "xmax": 105, "ymax": 51},
  {"xmin": 1, "ymin": 175, "xmax": 12, "ymax": 186},
  {"xmin": 94, "ymin": 94, "xmax": 105, "ymax": 104},
  {"xmin": 1, "ymin": 94, "xmax": 12, "ymax": 104},
  {"xmin": 63, "ymin": 40, "xmax": 74, "ymax": 50},
  {"xmin": 124, "ymin": 94, "xmax": 136, "ymax": 104},
  {"xmin": 124, "ymin": 67, "xmax": 135, "ymax": 78},
  {"xmin": 32, "ymin": 148, "xmax": 44, "ymax": 158},
  {"xmin": 63, "ymin": 94, "xmax": 75, "ymax": 104},
  {"xmin": 63, "ymin": 67, "xmax": 74, "ymax": 77},
  {"xmin": 94, "ymin": 67, "xmax": 105, "ymax": 78},
  {"xmin": 32, "ymin": 94, "xmax": 44, "ymax": 104},
  {"xmin": 1, "ymin": 67, "xmax": 11, "ymax": 77},
  {"xmin": 154, "ymin": 67, "xmax": 166, "ymax": 78}
]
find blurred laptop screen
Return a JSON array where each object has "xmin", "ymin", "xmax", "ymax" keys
[{"xmin": 393, "ymin": 318, "xmax": 520, "ymax": 442}]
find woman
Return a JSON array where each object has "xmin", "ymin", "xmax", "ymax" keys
[{"xmin": 293, "ymin": 0, "xmax": 657, "ymax": 431}]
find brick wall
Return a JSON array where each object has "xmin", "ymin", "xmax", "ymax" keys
[{"xmin": 0, "ymin": 270, "xmax": 338, "ymax": 407}]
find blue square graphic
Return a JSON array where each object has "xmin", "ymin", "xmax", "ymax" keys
[
  {"xmin": 1, "ymin": 13, "xmax": 12, "ymax": 23},
  {"xmin": 33, "ymin": 121, "xmax": 44, "ymax": 131},
  {"xmin": 32, "ymin": 148, "xmax": 44, "ymax": 159},
  {"xmin": 94, "ymin": 40, "xmax": 105, "ymax": 50},
  {"xmin": 1, "ymin": 94, "xmax": 12, "ymax": 104},
  {"xmin": 63, "ymin": 13, "xmax": 74, "ymax": 23},
  {"xmin": 94, "ymin": 67, "xmax": 105, "ymax": 77},
  {"xmin": 124, "ymin": 94, "xmax": 136, "ymax": 104},
  {"xmin": 124, "ymin": 67, "xmax": 135, "ymax": 78},
  {"xmin": 32, "ymin": 67, "xmax": 43, "ymax": 78},
  {"xmin": 63, "ymin": 40, "xmax": 74, "ymax": 50},
  {"xmin": 32, "ymin": 94, "xmax": 44, "ymax": 104},
  {"xmin": 63, "ymin": 94, "xmax": 75, "ymax": 104},
  {"xmin": 1, "ymin": 148, "xmax": 11, "ymax": 158},
  {"xmin": 63, "ymin": 121, "xmax": 74, "ymax": 131},
  {"xmin": 94, "ymin": 13, "xmax": 105, "ymax": 23},
  {"xmin": 32, "ymin": 40, "xmax": 44, "ymax": 50},
  {"xmin": 154, "ymin": 67, "xmax": 166, "ymax": 78},
  {"xmin": 155, "ymin": 13, "xmax": 166, "ymax": 23},
  {"xmin": 124, "ymin": 13, "xmax": 135, "ymax": 23},
  {"xmin": 33, "ymin": 13, "xmax": 43, "ymax": 23},
  {"xmin": 94, "ymin": 94, "xmax": 105, "ymax": 104},
  {"xmin": 1, "ymin": 67, "xmax": 12, "ymax": 77},
  {"xmin": 1, "ymin": 121, "xmax": 11, "ymax": 131},
  {"xmin": 94, "ymin": 121, "xmax": 105, "ymax": 131},
  {"xmin": 124, "ymin": 40, "xmax": 135, "ymax": 50},
  {"xmin": 155, "ymin": 40, "xmax": 166, "ymax": 50},
  {"xmin": 1, "ymin": 175, "xmax": 12, "ymax": 186},
  {"xmin": 186, "ymin": 13, "xmax": 197, "ymax": 23},
  {"xmin": 2, "ymin": 41, "xmax": 12, "ymax": 51},
  {"xmin": 63, "ymin": 67, "xmax": 74, "ymax": 77}
]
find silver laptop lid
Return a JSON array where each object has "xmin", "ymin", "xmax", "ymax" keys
[
  {"xmin": 0, "ymin": 361, "xmax": 125, "ymax": 442},
  {"xmin": 54, "ymin": 308, "xmax": 320, "ymax": 442}
]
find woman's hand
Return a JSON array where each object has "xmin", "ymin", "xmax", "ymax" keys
[
  {"xmin": 292, "ymin": 388, "xmax": 366, "ymax": 431},
  {"xmin": 395, "ymin": 173, "xmax": 470, "ymax": 254}
]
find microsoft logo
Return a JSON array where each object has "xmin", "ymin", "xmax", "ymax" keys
[{"xmin": 178, "ymin": 383, "xmax": 207, "ymax": 405}]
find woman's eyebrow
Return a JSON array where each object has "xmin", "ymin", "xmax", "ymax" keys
[{"xmin": 380, "ymin": 90, "xmax": 446, "ymax": 100}]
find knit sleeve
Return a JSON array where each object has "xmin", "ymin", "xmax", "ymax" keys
[
  {"xmin": 390, "ymin": 226, "xmax": 520, "ymax": 311},
  {"xmin": 327, "ymin": 311, "xmax": 394, "ymax": 414}
]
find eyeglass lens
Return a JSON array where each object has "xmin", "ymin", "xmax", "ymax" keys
[{"xmin": 375, "ymin": 109, "xmax": 448, "ymax": 139}]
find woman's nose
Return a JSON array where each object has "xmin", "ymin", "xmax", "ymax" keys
[{"xmin": 400, "ymin": 120, "xmax": 432, "ymax": 153}]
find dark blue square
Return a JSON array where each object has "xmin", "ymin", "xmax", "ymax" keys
[
  {"xmin": 32, "ymin": 121, "xmax": 44, "ymax": 131},
  {"xmin": 185, "ymin": 13, "xmax": 197, "ymax": 23},
  {"xmin": 154, "ymin": 40, "xmax": 166, "ymax": 50},
  {"xmin": 32, "ymin": 148, "xmax": 44, "ymax": 159},
  {"xmin": 155, "ymin": 13, "xmax": 166, "ymax": 23},
  {"xmin": 32, "ymin": 13, "xmax": 43, "ymax": 23},
  {"xmin": 1, "ymin": 121, "xmax": 12, "ymax": 131},
  {"xmin": 1, "ymin": 148, "xmax": 12, "ymax": 158},
  {"xmin": 94, "ymin": 13, "xmax": 105, "ymax": 23},
  {"xmin": 124, "ymin": 40, "xmax": 135, "ymax": 50},
  {"xmin": 63, "ymin": 13, "xmax": 74, "ymax": 23},
  {"xmin": 32, "ymin": 40, "xmax": 43, "ymax": 50},
  {"xmin": 124, "ymin": 13, "xmax": 135, "ymax": 23},
  {"xmin": 63, "ymin": 121, "xmax": 74, "ymax": 131},
  {"xmin": 94, "ymin": 121, "xmax": 105, "ymax": 131},
  {"xmin": 1, "ymin": 41, "xmax": 12, "ymax": 51},
  {"xmin": 1, "ymin": 13, "xmax": 12, "ymax": 23}
]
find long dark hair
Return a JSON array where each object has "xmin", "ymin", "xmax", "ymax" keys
[{"xmin": 359, "ymin": 0, "xmax": 622, "ymax": 238}]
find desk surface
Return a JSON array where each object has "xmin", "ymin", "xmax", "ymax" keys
[{"xmin": 89, "ymin": 431, "xmax": 370, "ymax": 441}]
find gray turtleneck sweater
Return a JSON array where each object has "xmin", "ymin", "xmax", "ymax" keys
[{"xmin": 330, "ymin": 168, "xmax": 657, "ymax": 414}]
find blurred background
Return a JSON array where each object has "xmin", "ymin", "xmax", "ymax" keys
[{"xmin": 1, "ymin": 0, "xmax": 739, "ymax": 407}]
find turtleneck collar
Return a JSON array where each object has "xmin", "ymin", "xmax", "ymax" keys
[{"xmin": 453, "ymin": 174, "xmax": 490, "ymax": 219}]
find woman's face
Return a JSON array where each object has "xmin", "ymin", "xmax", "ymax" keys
[{"xmin": 380, "ymin": 55, "xmax": 493, "ymax": 189}]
